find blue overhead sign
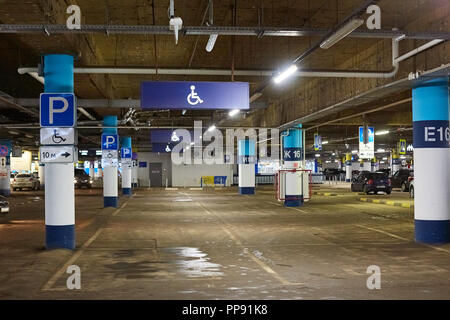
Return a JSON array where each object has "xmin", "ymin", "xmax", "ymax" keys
[
  {"xmin": 141, "ymin": 81, "xmax": 249, "ymax": 110},
  {"xmin": 40, "ymin": 93, "xmax": 76, "ymax": 127},
  {"xmin": 121, "ymin": 147, "xmax": 132, "ymax": 158},
  {"xmin": 102, "ymin": 134, "xmax": 119, "ymax": 150}
]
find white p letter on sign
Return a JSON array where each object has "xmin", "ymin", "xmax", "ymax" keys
[{"xmin": 49, "ymin": 97, "xmax": 69, "ymax": 125}]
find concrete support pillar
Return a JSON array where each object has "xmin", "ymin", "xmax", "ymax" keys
[
  {"xmin": 238, "ymin": 139, "xmax": 255, "ymax": 194},
  {"xmin": 371, "ymin": 157, "xmax": 378, "ymax": 172},
  {"xmin": 132, "ymin": 162, "xmax": 138, "ymax": 188},
  {"xmin": 43, "ymin": 54, "xmax": 75, "ymax": 250},
  {"xmin": 121, "ymin": 137, "xmax": 132, "ymax": 196},
  {"xmin": 391, "ymin": 149, "xmax": 400, "ymax": 174},
  {"xmin": 412, "ymin": 77, "xmax": 450, "ymax": 244},
  {"xmin": 345, "ymin": 153, "xmax": 352, "ymax": 182},
  {"xmin": 103, "ymin": 116, "xmax": 118, "ymax": 208},
  {"xmin": 38, "ymin": 163, "xmax": 45, "ymax": 189},
  {"xmin": 282, "ymin": 125, "xmax": 303, "ymax": 207},
  {"xmin": 0, "ymin": 140, "xmax": 11, "ymax": 197},
  {"xmin": 363, "ymin": 159, "xmax": 371, "ymax": 171}
]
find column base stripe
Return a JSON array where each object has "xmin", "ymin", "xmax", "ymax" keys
[
  {"xmin": 284, "ymin": 195, "xmax": 304, "ymax": 207},
  {"xmin": 239, "ymin": 187, "xmax": 254, "ymax": 195},
  {"xmin": 122, "ymin": 188, "xmax": 132, "ymax": 196},
  {"xmin": 415, "ymin": 219, "xmax": 450, "ymax": 244},
  {"xmin": 104, "ymin": 196, "xmax": 118, "ymax": 208},
  {"xmin": 46, "ymin": 225, "xmax": 75, "ymax": 250}
]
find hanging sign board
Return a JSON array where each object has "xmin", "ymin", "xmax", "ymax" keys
[{"xmin": 359, "ymin": 126, "xmax": 374, "ymax": 159}]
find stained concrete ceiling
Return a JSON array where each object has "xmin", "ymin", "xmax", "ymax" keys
[{"xmin": 0, "ymin": 0, "xmax": 448, "ymax": 156}]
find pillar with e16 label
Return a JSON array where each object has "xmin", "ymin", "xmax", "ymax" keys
[
  {"xmin": 44, "ymin": 54, "xmax": 75, "ymax": 249},
  {"xmin": 345, "ymin": 153, "xmax": 352, "ymax": 182},
  {"xmin": 121, "ymin": 137, "xmax": 132, "ymax": 196},
  {"xmin": 282, "ymin": 125, "xmax": 303, "ymax": 207},
  {"xmin": 413, "ymin": 77, "xmax": 450, "ymax": 244},
  {"xmin": 238, "ymin": 139, "xmax": 255, "ymax": 194},
  {"xmin": 103, "ymin": 116, "xmax": 119, "ymax": 207}
]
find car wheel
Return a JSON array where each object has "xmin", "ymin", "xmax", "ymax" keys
[
  {"xmin": 386, "ymin": 190, "xmax": 391, "ymax": 195},
  {"xmin": 409, "ymin": 186, "xmax": 414, "ymax": 198},
  {"xmin": 401, "ymin": 182, "xmax": 408, "ymax": 192}
]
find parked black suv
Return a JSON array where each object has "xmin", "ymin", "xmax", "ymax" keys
[
  {"xmin": 351, "ymin": 171, "xmax": 392, "ymax": 195},
  {"xmin": 74, "ymin": 169, "xmax": 92, "ymax": 189},
  {"xmin": 391, "ymin": 169, "xmax": 413, "ymax": 192}
]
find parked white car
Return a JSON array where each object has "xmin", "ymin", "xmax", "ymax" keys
[
  {"xmin": 11, "ymin": 173, "xmax": 40, "ymax": 191},
  {"xmin": 409, "ymin": 179, "xmax": 414, "ymax": 198}
]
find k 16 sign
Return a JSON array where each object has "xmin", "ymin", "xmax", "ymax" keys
[{"xmin": 141, "ymin": 81, "xmax": 249, "ymax": 110}]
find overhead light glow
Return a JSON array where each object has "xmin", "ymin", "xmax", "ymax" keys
[
  {"xmin": 382, "ymin": 157, "xmax": 388, "ymax": 160},
  {"xmin": 207, "ymin": 125, "xmax": 216, "ymax": 132},
  {"xmin": 375, "ymin": 130, "xmax": 390, "ymax": 136},
  {"xmin": 315, "ymin": 154, "xmax": 321, "ymax": 157},
  {"xmin": 190, "ymin": 142, "xmax": 195, "ymax": 145},
  {"xmin": 273, "ymin": 64, "xmax": 298, "ymax": 84},
  {"xmin": 322, "ymin": 140, "xmax": 329, "ymax": 145},
  {"xmin": 228, "ymin": 109, "xmax": 240, "ymax": 117},
  {"xmin": 320, "ymin": 18, "xmax": 364, "ymax": 49},
  {"xmin": 351, "ymin": 150, "xmax": 358, "ymax": 154},
  {"xmin": 376, "ymin": 148, "xmax": 386, "ymax": 153}
]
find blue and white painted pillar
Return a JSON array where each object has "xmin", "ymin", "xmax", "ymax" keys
[
  {"xmin": 131, "ymin": 151, "xmax": 138, "ymax": 188},
  {"xmin": 103, "ymin": 116, "xmax": 119, "ymax": 208},
  {"xmin": 0, "ymin": 140, "xmax": 11, "ymax": 197},
  {"xmin": 391, "ymin": 149, "xmax": 400, "ymax": 174},
  {"xmin": 371, "ymin": 157, "xmax": 378, "ymax": 172},
  {"xmin": 238, "ymin": 139, "xmax": 256, "ymax": 194},
  {"xmin": 282, "ymin": 125, "xmax": 303, "ymax": 207},
  {"xmin": 413, "ymin": 77, "xmax": 450, "ymax": 244},
  {"xmin": 121, "ymin": 137, "xmax": 132, "ymax": 196},
  {"xmin": 363, "ymin": 159, "xmax": 371, "ymax": 171},
  {"xmin": 345, "ymin": 153, "xmax": 352, "ymax": 182},
  {"xmin": 38, "ymin": 163, "xmax": 45, "ymax": 189},
  {"xmin": 44, "ymin": 54, "xmax": 75, "ymax": 249}
]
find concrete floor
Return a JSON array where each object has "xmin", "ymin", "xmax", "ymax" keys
[{"xmin": 0, "ymin": 185, "xmax": 449, "ymax": 299}]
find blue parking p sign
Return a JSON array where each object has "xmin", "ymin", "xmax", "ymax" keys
[
  {"xmin": 102, "ymin": 134, "xmax": 119, "ymax": 150},
  {"xmin": 121, "ymin": 147, "xmax": 132, "ymax": 158},
  {"xmin": 40, "ymin": 93, "xmax": 76, "ymax": 127}
]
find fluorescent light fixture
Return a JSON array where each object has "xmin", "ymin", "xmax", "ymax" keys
[
  {"xmin": 382, "ymin": 157, "xmax": 388, "ymax": 160},
  {"xmin": 207, "ymin": 125, "xmax": 216, "ymax": 132},
  {"xmin": 351, "ymin": 150, "xmax": 358, "ymax": 154},
  {"xmin": 320, "ymin": 18, "xmax": 364, "ymax": 49},
  {"xmin": 375, "ymin": 130, "xmax": 390, "ymax": 136},
  {"xmin": 228, "ymin": 109, "xmax": 240, "ymax": 117},
  {"xmin": 8, "ymin": 130, "xmax": 19, "ymax": 135},
  {"xmin": 380, "ymin": 161, "xmax": 385, "ymax": 164},
  {"xmin": 315, "ymin": 154, "xmax": 321, "ymax": 157},
  {"xmin": 206, "ymin": 33, "xmax": 218, "ymax": 52},
  {"xmin": 96, "ymin": 150, "xmax": 102, "ymax": 155},
  {"xmin": 273, "ymin": 64, "xmax": 298, "ymax": 84},
  {"xmin": 81, "ymin": 150, "xmax": 88, "ymax": 156},
  {"xmin": 190, "ymin": 142, "xmax": 195, "ymax": 145},
  {"xmin": 376, "ymin": 148, "xmax": 386, "ymax": 153},
  {"xmin": 400, "ymin": 155, "xmax": 406, "ymax": 159},
  {"xmin": 186, "ymin": 146, "xmax": 190, "ymax": 150},
  {"xmin": 322, "ymin": 140, "xmax": 329, "ymax": 145},
  {"xmin": 332, "ymin": 152, "xmax": 335, "ymax": 156},
  {"xmin": 326, "ymin": 160, "xmax": 331, "ymax": 163}
]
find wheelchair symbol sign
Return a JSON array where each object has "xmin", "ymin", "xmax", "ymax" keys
[{"xmin": 187, "ymin": 85, "xmax": 204, "ymax": 105}]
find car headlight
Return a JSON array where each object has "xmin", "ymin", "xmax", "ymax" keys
[{"xmin": 73, "ymin": 179, "xmax": 77, "ymax": 183}]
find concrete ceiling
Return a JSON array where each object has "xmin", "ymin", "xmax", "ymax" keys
[{"xmin": 0, "ymin": 0, "xmax": 448, "ymax": 155}]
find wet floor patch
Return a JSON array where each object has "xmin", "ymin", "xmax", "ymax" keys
[{"xmin": 163, "ymin": 247, "xmax": 223, "ymax": 278}]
